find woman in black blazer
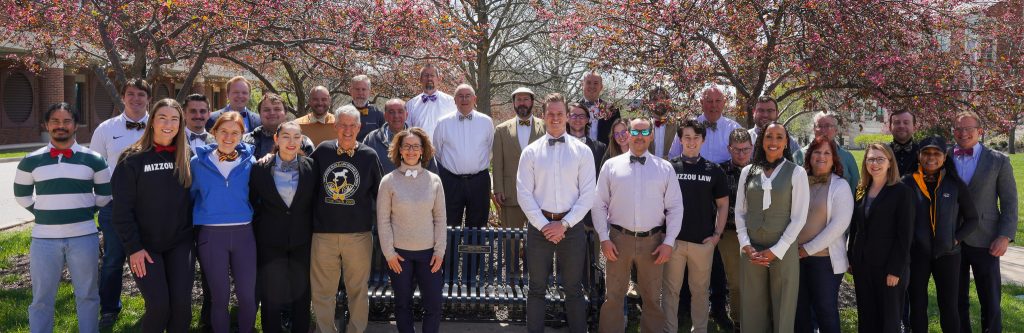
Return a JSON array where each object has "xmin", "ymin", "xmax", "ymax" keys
[
  {"xmin": 249, "ymin": 121, "xmax": 316, "ymax": 333},
  {"xmin": 848, "ymin": 143, "xmax": 913, "ymax": 333}
]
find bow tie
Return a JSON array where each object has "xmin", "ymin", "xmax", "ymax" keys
[
  {"xmin": 702, "ymin": 120, "xmax": 717, "ymax": 131},
  {"xmin": 548, "ymin": 136, "xmax": 565, "ymax": 146},
  {"xmin": 189, "ymin": 133, "xmax": 208, "ymax": 142},
  {"xmin": 405, "ymin": 169, "xmax": 419, "ymax": 178},
  {"xmin": 126, "ymin": 121, "xmax": 146, "ymax": 130},
  {"xmin": 278, "ymin": 159, "xmax": 299, "ymax": 172},
  {"xmin": 518, "ymin": 119, "xmax": 531, "ymax": 126},
  {"xmin": 218, "ymin": 150, "xmax": 239, "ymax": 162},
  {"xmin": 49, "ymin": 148, "xmax": 73, "ymax": 159},
  {"xmin": 954, "ymin": 147, "xmax": 974, "ymax": 157},
  {"xmin": 892, "ymin": 141, "xmax": 914, "ymax": 153},
  {"xmin": 654, "ymin": 118, "xmax": 667, "ymax": 127},
  {"xmin": 421, "ymin": 94, "xmax": 438, "ymax": 103},
  {"xmin": 155, "ymin": 145, "xmax": 176, "ymax": 153},
  {"xmin": 458, "ymin": 113, "xmax": 473, "ymax": 121},
  {"xmin": 629, "ymin": 155, "xmax": 646, "ymax": 165},
  {"xmin": 337, "ymin": 145, "xmax": 356, "ymax": 157},
  {"xmin": 356, "ymin": 106, "xmax": 369, "ymax": 116}
]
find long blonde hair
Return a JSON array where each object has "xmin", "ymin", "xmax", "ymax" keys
[
  {"xmin": 855, "ymin": 143, "xmax": 899, "ymax": 199},
  {"xmin": 120, "ymin": 98, "xmax": 192, "ymax": 187}
]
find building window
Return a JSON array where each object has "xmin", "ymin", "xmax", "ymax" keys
[{"xmin": 3, "ymin": 71, "xmax": 35, "ymax": 125}]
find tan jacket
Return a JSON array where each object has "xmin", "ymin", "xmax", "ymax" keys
[{"xmin": 491, "ymin": 116, "xmax": 545, "ymax": 207}]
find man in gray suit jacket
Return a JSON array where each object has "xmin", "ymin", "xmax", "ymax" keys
[{"xmin": 951, "ymin": 110, "xmax": 1017, "ymax": 333}]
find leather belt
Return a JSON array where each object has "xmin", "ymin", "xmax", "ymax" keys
[
  {"xmin": 611, "ymin": 224, "xmax": 664, "ymax": 237},
  {"xmin": 541, "ymin": 210, "xmax": 568, "ymax": 221}
]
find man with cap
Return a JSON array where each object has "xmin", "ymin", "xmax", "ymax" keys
[{"xmin": 492, "ymin": 87, "xmax": 546, "ymax": 228}]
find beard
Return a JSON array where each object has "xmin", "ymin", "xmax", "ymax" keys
[
  {"xmin": 423, "ymin": 82, "xmax": 435, "ymax": 91},
  {"xmin": 515, "ymin": 105, "xmax": 532, "ymax": 118},
  {"xmin": 50, "ymin": 129, "xmax": 73, "ymax": 142}
]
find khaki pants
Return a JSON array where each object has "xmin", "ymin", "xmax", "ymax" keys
[
  {"xmin": 498, "ymin": 204, "xmax": 527, "ymax": 228},
  {"xmin": 310, "ymin": 232, "xmax": 372, "ymax": 333},
  {"xmin": 662, "ymin": 240, "xmax": 716, "ymax": 333},
  {"xmin": 717, "ymin": 229, "xmax": 742, "ymax": 324},
  {"xmin": 599, "ymin": 228, "xmax": 666, "ymax": 333}
]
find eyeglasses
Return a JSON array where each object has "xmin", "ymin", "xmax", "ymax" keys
[
  {"xmin": 952, "ymin": 126, "xmax": 979, "ymax": 133},
  {"xmin": 568, "ymin": 114, "xmax": 589, "ymax": 120},
  {"xmin": 865, "ymin": 157, "xmax": 889, "ymax": 165},
  {"xmin": 400, "ymin": 144, "xmax": 422, "ymax": 151},
  {"xmin": 729, "ymin": 147, "xmax": 753, "ymax": 154},
  {"xmin": 613, "ymin": 130, "xmax": 628, "ymax": 139},
  {"xmin": 629, "ymin": 128, "xmax": 652, "ymax": 136}
]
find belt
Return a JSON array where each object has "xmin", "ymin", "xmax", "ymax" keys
[
  {"xmin": 442, "ymin": 165, "xmax": 488, "ymax": 179},
  {"xmin": 611, "ymin": 224, "xmax": 664, "ymax": 237},
  {"xmin": 541, "ymin": 210, "xmax": 568, "ymax": 221}
]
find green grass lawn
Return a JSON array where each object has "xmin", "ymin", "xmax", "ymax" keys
[{"xmin": 0, "ymin": 151, "xmax": 28, "ymax": 159}]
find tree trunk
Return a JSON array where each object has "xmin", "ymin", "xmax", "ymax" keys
[{"xmin": 473, "ymin": 1, "xmax": 492, "ymax": 116}]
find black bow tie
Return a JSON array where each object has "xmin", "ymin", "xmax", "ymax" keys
[
  {"xmin": 190, "ymin": 133, "xmax": 208, "ymax": 142},
  {"xmin": 630, "ymin": 155, "xmax": 646, "ymax": 165},
  {"xmin": 126, "ymin": 121, "xmax": 146, "ymax": 130},
  {"xmin": 458, "ymin": 113, "xmax": 473, "ymax": 121},
  {"xmin": 892, "ymin": 141, "xmax": 915, "ymax": 153},
  {"xmin": 548, "ymin": 136, "xmax": 565, "ymax": 146},
  {"xmin": 703, "ymin": 120, "xmax": 717, "ymax": 131}
]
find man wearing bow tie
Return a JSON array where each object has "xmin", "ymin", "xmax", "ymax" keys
[
  {"xmin": 670, "ymin": 85, "xmax": 743, "ymax": 164},
  {"xmin": 363, "ymin": 98, "xmax": 439, "ymax": 174},
  {"xmin": 579, "ymin": 72, "xmax": 620, "ymax": 145},
  {"xmin": 88, "ymin": 78, "xmax": 150, "ymax": 328},
  {"xmin": 183, "ymin": 94, "xmax": 216, "ymax": 154},
  {"xmin": 594, "ymin": 117, "xmax": 684, "ymax": 333},
  {"xmin": 349, "ymin": 75, "xmax": 385, "ymax": 141},
  {"xmin": 17, "ymin": 103, "xmax": 111, "ymax": 333},
  {"xmin": 517, "ymin": 93, "xmax": 596, "ymax": 332},
  {"xmin": 492, "ymin": 87, "xmax": 546, "ymax": 228},
  {"xmin": 431, "ymin": 84, "xmax": 495, "ymax": 228},
  {"xmin": 888, "ymin": 110, "xmax": 919, "ymax": 177},
  {"xmin": 206, "ymin": 76, "xmax": 261, "ymax": 134},
  {"xmin": 646, "ymin": 87, "xmax": 679, "ymax": 159},
  {"xmin": 951, "ymin": 111, "xmax": 1017, "ymax": 333},
  {"xmin": 296, "ymin": 86, "xmax": 337, "ymax": 146},
  {"xmin": 406, "ymin": 64, "xmax": 457, "ymax": 138}
]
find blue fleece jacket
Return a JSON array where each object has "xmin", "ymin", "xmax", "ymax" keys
[{"xmin": 190, "ymin": 143, "xmax": 255, "ymax": 225}]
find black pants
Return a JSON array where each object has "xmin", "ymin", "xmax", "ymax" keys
[
  {"xmin": 959, "ymin": 244, "xmax": 1002, "ymax": 333},
  {"xmin": 853, "ymin": 263, "xmax": 908, "ymax": 333},
  {"xmin": 909, "ymin": 252, "xmax": 961, "ymax": 333},
  {"xmin": 388, "ymin": 248, "xmax": 443, "ymax": 333},
  {"xmin": 526, "ymin": 223, "xmax": 587, "ymax": 333},
  {"xmin": 135, "ymin": 241, "xmax": 194, "ymax": 333},
  {"xmin": 438, "ymin": 165, "xmax": 491, "ymax": 228},
  {"xmin": 258, "ymin": 243, "xmax": 312, "ymax": 333},
  {"xmin": 678, "ymin": 247, "xmax": 728, "ymax": 314}
]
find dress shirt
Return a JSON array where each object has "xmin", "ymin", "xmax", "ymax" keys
[
  {"xmin": 90, "ymin": 112, "xmax": 150, "ymax": 173},
  {"xmin": 185, "ymin": 127, "xmax": 212, "ymax": 154},
  {"xmin": 432, "ymin": 110, "xmax": 494, "ymax": 174},
  {"xmin": 517, "ymin": 117, "xmax": 533, "ymax": 150},
  {"xmin": 672, "ymin": 114, "xmax": 742, "ymax": 164},
  {"xmin": 516, "ymin": 133, "xmax": 597, "ymax": 231},
  {"xmin": 272, "ymin": 155, "xmax": 299, "ymax": 207},
  {"xmin": 734, "ymin": 162, "xmax": 810, "ymax": 259},
  {"xmin": 592, "ymin": 152, "xmax": 684, "ymax": 246},
  {"xmin": 406, "ymin": 91, "xmax": 457, "ymax": 138},
  {"xmin": 953, "ymin": 142, "xmax": 982, "ymax": 184}
]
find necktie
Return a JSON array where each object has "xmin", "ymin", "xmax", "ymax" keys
[
  {"xmin": 218, "ymin": 150, "xmax": 239, "ymax": 162},
  {"xmin": 703, "ymin": 120, "xmax": 718, "ymax": 131},
  {"xmin": 126, "ymin": 121, "xmax": 146, "ymax": 130},
  {"xmin": 190, "ymin": 133, "xmax": 208, "ymax": 142},
  {"xmin": 518, "ymin": 119, "xmax": 531, "ymax": 126},
  {"xmin": 421, "ymin": 94, "xmax": 438, "ymax": 103},
  {"xmin": 458, "ymin": 113, "xmax": 473, "ymax": 121},
  {"xmin": 548, "ymin": 136, "xmax": 565, "ymax": 146},
  {"xmin": 337, "ymin": 145, "xmax": 356, "ymax": 157},
  {"xmin": 629, "ymin": 155, "xmax": 646, "ymax": 165},
  {"xmin": 954, "ymin": 147, "xmax": 974, "ymax": 157},
  {"xmin": 49, "ymin": 148, "xmax": 72, "ymax": 159},
  {"xmin": 405, "ymin": 169, "xmax": 419, "ymax": 178},
  {"xmin": 279, "ymin": 159, "xmax": 299, "ymax": 172},
  {"xmin": 155, "ymin": 145, "xmax": 176, "ymax": 153}
]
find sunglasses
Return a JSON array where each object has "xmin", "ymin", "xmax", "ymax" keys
[{"xmin": 629, "ymin": 128, "xmax": 652, "ymax": 136}]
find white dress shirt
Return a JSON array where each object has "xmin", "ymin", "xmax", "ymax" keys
[
  {"xmin": 185, "ymin": 127, "xmax": 212, "ymax": 154},
  {"xmin": 592, "ymin": 152, "xmax": 684, "ymax": 246},
  {"xmin": 668, "ymin": 114, "xmax": 742, "ymax": 164},
  {"xmin": 90, "ymin": 112, "xmax": 150, "ymax": 173},
  {"xmin": 516, "ymin": 117, "xmax": 533, "ymax": 150},
  {"xmin": 734, "ymin": 162, "xmax": 810, "ymax": 259},
  {"xmin": 406, "ymin": 91, "xmax": 457, "ymax": 138},
  {"xmin": 516, "ymin": 133, "xmax": 597, "ymax": 231},
  {"xmin": 432, "ymin": 110, "xmax": 494, "ymax": 174}
]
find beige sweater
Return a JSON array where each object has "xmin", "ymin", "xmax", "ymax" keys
[{"xmin": 376, "ymin": 164, "xmax": 447, "ymax": 259}]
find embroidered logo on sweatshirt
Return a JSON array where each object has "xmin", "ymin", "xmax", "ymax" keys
[{"xmin": 323, "ymin": 161, "xmax": 360, "ymax": 205}]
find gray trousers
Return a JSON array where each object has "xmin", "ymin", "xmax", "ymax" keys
[{"xmin": 527, "ymin": 223, "xmax": 587, "ymax": 333}]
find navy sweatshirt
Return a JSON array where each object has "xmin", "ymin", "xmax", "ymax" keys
[
  {"xmin": 311, "ymin": 140, "xmax": 383, "ymax": 233},
  {"xmin": 111, "ymin": 149, "xmax": 193, "ymax": 254}
]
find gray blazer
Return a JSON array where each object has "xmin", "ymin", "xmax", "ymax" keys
[{"xmin": 959, "ymin": 145, "xmax": 1018, "ymax": 247}]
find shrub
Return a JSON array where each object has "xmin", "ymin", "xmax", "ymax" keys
[{"xmin": 853, "ymin": 133, "xmax": 893, "ymax": 147}]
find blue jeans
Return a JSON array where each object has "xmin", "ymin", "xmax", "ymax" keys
[
  {"xmin": 98, "ymin": 204, "xmax": 125, "ymax": 314},
  {"xmin": 29, "ymin": 234, "xmax": 100, "ymax": 333},
  {"xmin": 795, "ymin": 256, "xmax": 842, "ymax": 333}
]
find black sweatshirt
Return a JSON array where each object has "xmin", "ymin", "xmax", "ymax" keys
[
  {"xmin": 311, "ymin": 140, "xmax": 383, "ymax": 233},
  {"xmin": 111, "ymin": 149, "xmax": 193, "ymax": 255}
]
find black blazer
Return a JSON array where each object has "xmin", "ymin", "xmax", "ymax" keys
[
  {"xmin": 249, "ymin": 155, "xmax": 316, "ymax": 249},
  {"xmin": 848, "ymin": 183, "xmax": 914, "ymax": 278}
]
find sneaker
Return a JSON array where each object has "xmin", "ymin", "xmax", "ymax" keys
[
  {"xmin": 99, "ymin": 312, "xmax": 118, "ymax": 329},
  {"xmin": 626, "ymin": 281, "xmax": 640, "ymax": 299}
]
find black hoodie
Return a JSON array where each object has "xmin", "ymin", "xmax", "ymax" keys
[{"xmin": 112, "ymin": 149, "xmax": 193, "ymax": 254}]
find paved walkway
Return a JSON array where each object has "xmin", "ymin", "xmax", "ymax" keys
[
  {"xmin": 0, "ymin": 161, "xmax": 34, "ymax": 230},
  {"xmin": 1001, "ymin": 246, "xmax": 1024, "ymax": 286},
  {"xmin": 368, "ymin": 322, "xmax": 548, "ymax": 332}
]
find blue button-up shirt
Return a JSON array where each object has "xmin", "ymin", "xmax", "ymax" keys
[{"xmin": 953, "ymin": 142, "xmax": 981, "ymax": 185}]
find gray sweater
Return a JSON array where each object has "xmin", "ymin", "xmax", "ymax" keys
[{"xmin": 376, "ymin": 164, "xmax": 447, "ymax": 259}]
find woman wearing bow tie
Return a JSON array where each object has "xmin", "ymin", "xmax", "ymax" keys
[
  {"xmin": 190, "ymin": 111, "xmax": 258, "ymax": 333},
  {"xmin": 111, "ymin": 98, "xmax": 194, "ymax": 333},
  {"xmin": 376, "ymin": 128, "xmax": 447, "ymax": 333},
  {"xmin": 248, "ymin": 121, "xmax": 315, "ymax": 332}
]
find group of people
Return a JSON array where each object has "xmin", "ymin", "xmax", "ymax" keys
[{"xmin": 15, "ymin": 66, "xmax": 1017, "ymax": 333}]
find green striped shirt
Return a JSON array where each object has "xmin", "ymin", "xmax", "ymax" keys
[{"xmin": 14, "ymin": 143, "xmax": 111, "ymax": 238}]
